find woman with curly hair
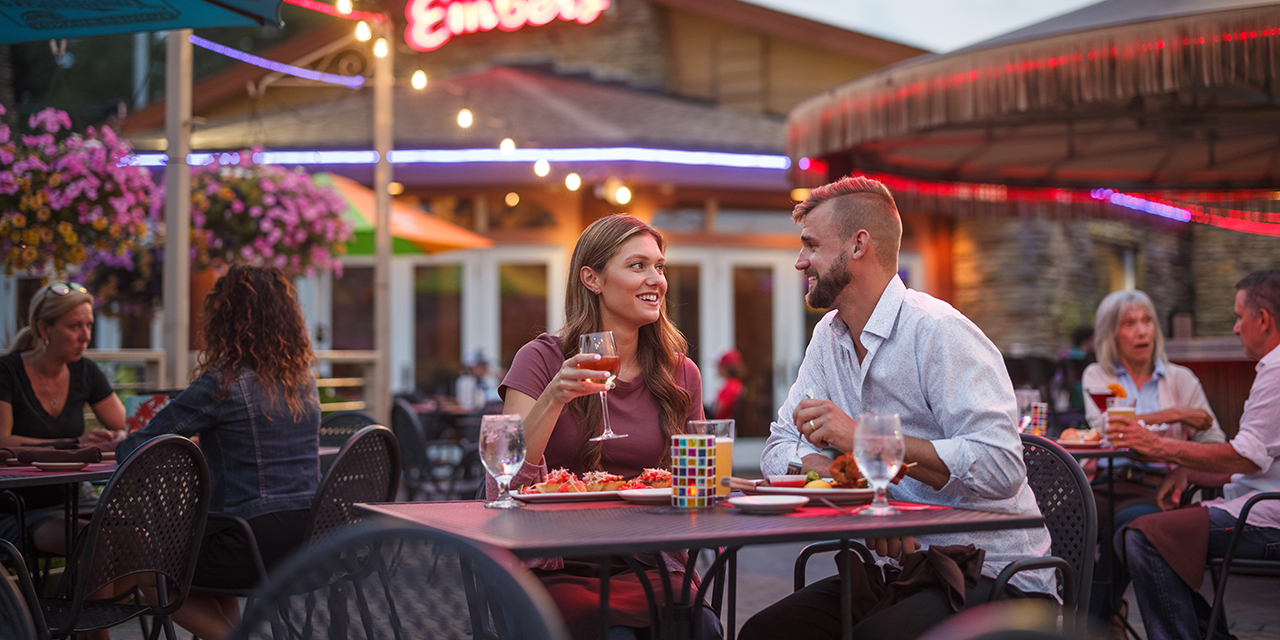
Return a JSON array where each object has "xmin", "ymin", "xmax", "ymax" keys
[
  {"xmin": 117, "ymin": 264, "xmax": 321, "ymax": 640},
  {"xmin": 496, "ymin": 214, "xmax": 717, "ymax": 640}
]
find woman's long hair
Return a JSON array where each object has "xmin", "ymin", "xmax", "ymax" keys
[
  {"xmin": 7, "ymin": 283, "xmax": 94, "ymax": 353},
  {"xmin": 560, "ymin": 215, "xmax": 691, "ymax": 470},
  {"xmin": 196, "ymin": 264, "xmax": 316, "ymax": 420}
]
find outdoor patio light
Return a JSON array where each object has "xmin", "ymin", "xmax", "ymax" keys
[
  {"xmin": 355, "ymin": 20, "xmax": 371, "ymax": 41},
  {"xmin": 565, "ymin": 173, "xmax": 582, "ymax": 191},
  {"xmin": 457, "ymin": 108, "xmax": 473, "ymax": 128},
  {"xmin": 505, "ymin": 192, "xmax": 520, "ymax": 207},
  {"xmin": 615, "ymin": 186, "xmax": 632, "ymax": 205},
  {"xmin": 411, "ymin": 70, "xmax": 427, "ymax": 89},
  {"xmin": 374, "ymin": 38, "xmax": 388, "ymax": 57},
  {"xmin": 500, "ymin": 138, "xmax": 516, "ymax": 156},
  {"xmin": 336, "ymin": 0, "xmax": 352, "ymax": 14},
  {"xmin": 534, "ymin": 159, "xmax": 550, "ymax": 177}
]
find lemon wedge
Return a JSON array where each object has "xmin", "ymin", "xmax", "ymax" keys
[{"xmin": 804, "ymin": 479, "xmax": 832, "ymax": 489}]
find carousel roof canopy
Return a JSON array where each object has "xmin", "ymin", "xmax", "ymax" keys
[{"xmin": 787, "ymin": 0, "xmax": 1280, "ymax": 190}]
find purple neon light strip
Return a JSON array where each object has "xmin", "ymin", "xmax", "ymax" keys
[{"xmin": 188, "ymin": 35, "xmax": 365, "ymax": 89}]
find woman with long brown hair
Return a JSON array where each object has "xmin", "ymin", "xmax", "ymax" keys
[
  {"xmin": 497, "ymin": 214, "xmax": 716, "ymax": 640},
  {"xmin": 117, "ymin": 264, "xmax": 321, "ymax": 640}
]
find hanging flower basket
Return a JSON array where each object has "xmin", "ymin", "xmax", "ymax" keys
[
  {"xmin": 0, "ymin": 105, "xmax": 154, "ymax": 275},
  {"xmin": 149, "ymin": 151, "xmax": 353, "ymax": 277}
]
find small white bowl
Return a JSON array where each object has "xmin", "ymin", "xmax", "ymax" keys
[{"xmin": 729, "ymin": 495, "xmax": 809, "ymax": 515}]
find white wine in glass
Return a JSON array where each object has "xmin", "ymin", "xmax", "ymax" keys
[
  {"xmin": 853, "ymin": 413, "xmax": 905, "ymax": 516},
  {"xmin": 480, "ymin": 414, "xmax": 526, "ymax": 509},
  {"xmin": 578, "ymin": 331, "xmax": 628, "ymax": 441}
]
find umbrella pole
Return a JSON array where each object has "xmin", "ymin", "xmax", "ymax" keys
[
  {"xmin": 372, "ymin": 19, "xmax": 394, "ymax": 424},
  {"xmin": 163, "ymin": 29, "xmax": 192, "ymax": 389}
]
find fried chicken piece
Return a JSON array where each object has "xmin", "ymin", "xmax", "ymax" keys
[{"xmin": 829, "ymin": 452, "xmax": 907, "ymax": 488}]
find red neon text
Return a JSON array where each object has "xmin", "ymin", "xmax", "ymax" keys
[{"xmin": 406, "ymin": 0, "xmax": 609, "ymax": 51}]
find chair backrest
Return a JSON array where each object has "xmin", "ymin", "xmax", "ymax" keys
[
  {"xmin": 1020, "ymin": 433, "xmax": 1096, "ymax": 610},
  {"xmin": 78, "ymin": 435, "xmax": 210, "ymax": 612},
  {"xmin": 390, "ymin": 398, "xmax": 431, "ymax": 478},
  {"xmin": 309, "ymin": 425, "xmax": 401, "ymax": 543},
  {"xmin": 318, "ymin": 410, "xmax": 380, "ymax": 448},
  {"xmin": 0, "ymin": 568, "xmax": 36, "ymax": 640},
  {"xmin": 228, "ymin": 523, "xmax": 570, "ymax": 640}
]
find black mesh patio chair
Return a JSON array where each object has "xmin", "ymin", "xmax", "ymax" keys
[
  {"xmin": 0, "ymin": 435, "xmax": 210, "ymax": 640},
  {"xmin": 392, "ymin": 398, "xmax": 483, "ymax": 501},
  {"xmin": 792, "ymin": 434, "xmax": 1094, "ymax": 624},
  {"xmin": 227, "ymin": 523, "xmax": 570, "ymax": 640},
  {"xmin": 988, "ymin": 434, "xmax": 1096, "ymax": 618},
  {"xmin": 1201, "ymin": 492, "xmax": 1280, "ymax": 640},
  {"xmin": 0, "ymin": 560, "xmax": 37, "ymax": 640},
  {"xmin": 191, "ymin": 425, "xmax": 402, "ymax": 602},
  {"xmin": 318, "ymin": 411, "xmax": 379, "ymax": 449}
]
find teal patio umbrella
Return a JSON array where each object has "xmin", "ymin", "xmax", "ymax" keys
[{"xmin": 0, "ymin": 0, "xmax": 282, "ymax": 45}]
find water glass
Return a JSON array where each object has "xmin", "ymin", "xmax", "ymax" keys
[
  {"xmin": 479, "ymin": 414, "xmax": 526, "ymax": 509},
  {"xmin": 687, "ymin": 420, "xmax": 734, "ymax": 498},
  {"xmin": 853, "ymin": 413, "xmax": 905, "ymax": 516}
]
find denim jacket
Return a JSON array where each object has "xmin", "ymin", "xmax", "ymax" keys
[{"xmin": 117, "ymin": 367, "xmax": 321, "ymax": 521}]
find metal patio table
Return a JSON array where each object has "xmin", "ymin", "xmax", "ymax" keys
[
  {"xmin": 359, "ymin": 499, "xmax": 1045, "ymax": 640},
  {"xmin": 0, "ymin": 462, "xmax": 119, "ymax": 560}
]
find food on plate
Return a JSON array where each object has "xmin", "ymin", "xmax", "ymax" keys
[
  {"xmin": 636, "ymin": 468, "xmax": 672, "ymax": 488},
  {"xmin": 1058, "ymin": 427, "xmax": 1102, "ymax": 443},
  {"xmin": 805, "ymin": 479, "xmax": 833, "ymax": 489},
  {"xmin": 830, "ymin": 453, "xmax": 905, "ymax": 488},
  {"xmin": 805, "ymin": 470, "xmax": 822, "ymax": 482},
  {"xmin": 519, "ymin": 467, "xmax": 672, "ymax": 494},
  {"xmin": 1107, "ymin": 383, "xmax": 1127, "ymax": 398},
  {"xmin": 583, "ymin": 471, "xmax": 627, "ymax": 492}
]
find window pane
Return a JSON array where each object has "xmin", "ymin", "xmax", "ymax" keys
[
  {"xmin": 331, "ymin": 266, "xmax": 373, "ymax": 350},
  {"xmin": 500, "ymin": 264, "xmax": 548, "ymax": 368},
  {"xmin": 415, "ymin": 265, "xmax": 463, "ymax": 397},
  {"xmin": 665, "ymin": 265, "xmax": 700, "ymax": 362},
  {"xmin": 735, "ymin": 266, "xmax": 773, "ymax": 438}
]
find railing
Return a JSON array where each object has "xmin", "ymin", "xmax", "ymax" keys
[{"xmin": 85, "ymin": 348, "xmax": 381, "ymax": 416}]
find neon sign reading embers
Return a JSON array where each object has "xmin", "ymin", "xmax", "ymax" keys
[{"xmin": 405, "ymin": 0, "xmax": 610, "ymax": 51}]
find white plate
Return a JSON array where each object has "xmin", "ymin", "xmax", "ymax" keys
[
  {"xmin": 748, "ymin": 486, "xmax": 875, "ymax": 505},
  {"xmin": 618, "ymin": 488, "xmax": 672, "ymax": 504},
  {"xmin": 729, "ymin": 495, "xmax": 809, "ymax": 515},
  {"xmin": 516, "ymin": 490, "xmax": 623, "ymax": 503},
  {"xmin": 32, "ymin": 461, "xmax": 89, "ymax": 472}
]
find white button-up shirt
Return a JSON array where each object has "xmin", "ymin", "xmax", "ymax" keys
[
  {"xmin": 1203, "ymin": 343, "xmax": 1280, "ymax": 528},
  {"xmin": 762, "ymin": 276, "xmax": 1054, "ymax": 595}
]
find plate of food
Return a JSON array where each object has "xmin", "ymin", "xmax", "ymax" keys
[
  {"xmin": 729, "ymin": 495, "xmax": 809, "ymax": 515},
  {"xmin": 32, "ymin": 461, "xmax": 89, "ymax": 472},
  {"xmin": 1057, "ymin": 428, "xmax": 1104, "ymax": 448},
  {"xmin": 517, "ymin": 468, "xmax": 671, "ymax": 503},
  {"xmin": 618, "ymin": 488, "xmax": 673, "ymax": 504}
]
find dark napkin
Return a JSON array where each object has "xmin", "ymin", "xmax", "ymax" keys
[
  {"xmin": 839, "ymin": 543, "xmax": 986, "ymax": 620},
  {"xmin": 1127, "ymin": 505, "xmax": 1211, "ymax": 590},
  {"xmin": 16, "ymin": 447, "xmax": 103, "ymax": 465}
]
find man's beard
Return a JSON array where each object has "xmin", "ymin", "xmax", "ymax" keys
[{"xmin": 805, "ymin": 250, "xmax": 851, "ymax": 309}]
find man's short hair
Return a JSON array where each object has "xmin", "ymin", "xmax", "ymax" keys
[
  {"xmin": 1237, "ymin": 269, "xmax": 1280, "ymax": 321},
  {"xmin": 792, "ymin": 176, "xmax": 903, "ymax": 272}
]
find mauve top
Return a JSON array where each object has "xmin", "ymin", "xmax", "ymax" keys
[{"xmin": 499, "ymin": 333, "xmax": 704, "ymax": 488}]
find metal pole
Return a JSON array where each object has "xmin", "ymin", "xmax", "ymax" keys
[
  {"xmin": 372, "ymin": 20, "xmax": 394, "ymax": 423},
  {"xmin": 163, "ymin": 30, "xmax": 192, "ymax": 389}
]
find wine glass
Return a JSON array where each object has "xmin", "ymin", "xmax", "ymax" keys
[
  {"xmin": 578, "ymin": 331, "xmax": 628, "ymax": 441},
  {"xmin": 853, "ymin": 413, "xmax": 905, "ymax": 516},
  {"xmin": 479, "ymin": 414, "xmax": 526, "ymax": 509}
]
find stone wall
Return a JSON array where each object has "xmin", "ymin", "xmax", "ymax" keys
[
  {"xmin": 951, "ymin": 213, "xmax": 1192, "ymax": 357},
  {"xmin": 1191, "ymin": 225, "xmax": 1280, "ymax": 336}
]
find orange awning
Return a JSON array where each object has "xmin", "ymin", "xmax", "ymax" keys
[{"xmin": 314, "ymin": 172, "xmax": 493, "ymax": 255}]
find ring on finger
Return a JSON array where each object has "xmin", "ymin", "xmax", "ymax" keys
[{"xmin": 807, "ymin": 419, "xmax": 815, "ymax": 432}]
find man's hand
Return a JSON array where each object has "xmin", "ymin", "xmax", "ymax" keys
[
  {"xmin": 794, "ymin": 400, "xmax": 857, "ymax": 451},
  {"xmin": 1106, "ymin": 416, "xmax": 1163, "ymax": 457},
  {"xmin": 1155, "ymin": 466, "xmax": 1191, "ymax": 511},
  {"xmin": 864, "ymin": 536, "xmax": 920, "ymax": 560}
]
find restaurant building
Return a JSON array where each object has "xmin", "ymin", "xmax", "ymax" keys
[{"xmin": 5, "ymin": 0, "xmax": 925, "ymax": 437}]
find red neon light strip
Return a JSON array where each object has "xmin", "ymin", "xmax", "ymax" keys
[{"xmin": 283, "ymin": 0, "xmax": 381, "ymax": 21}]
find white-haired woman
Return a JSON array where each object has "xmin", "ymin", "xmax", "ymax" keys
[
  {"xmin": 0, "ymin": 282, "xmax": 125, "ymax": 553},
  {"xmin": 1081, "ymin": 289, "xmax": 1225, "ymax": 634}
]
